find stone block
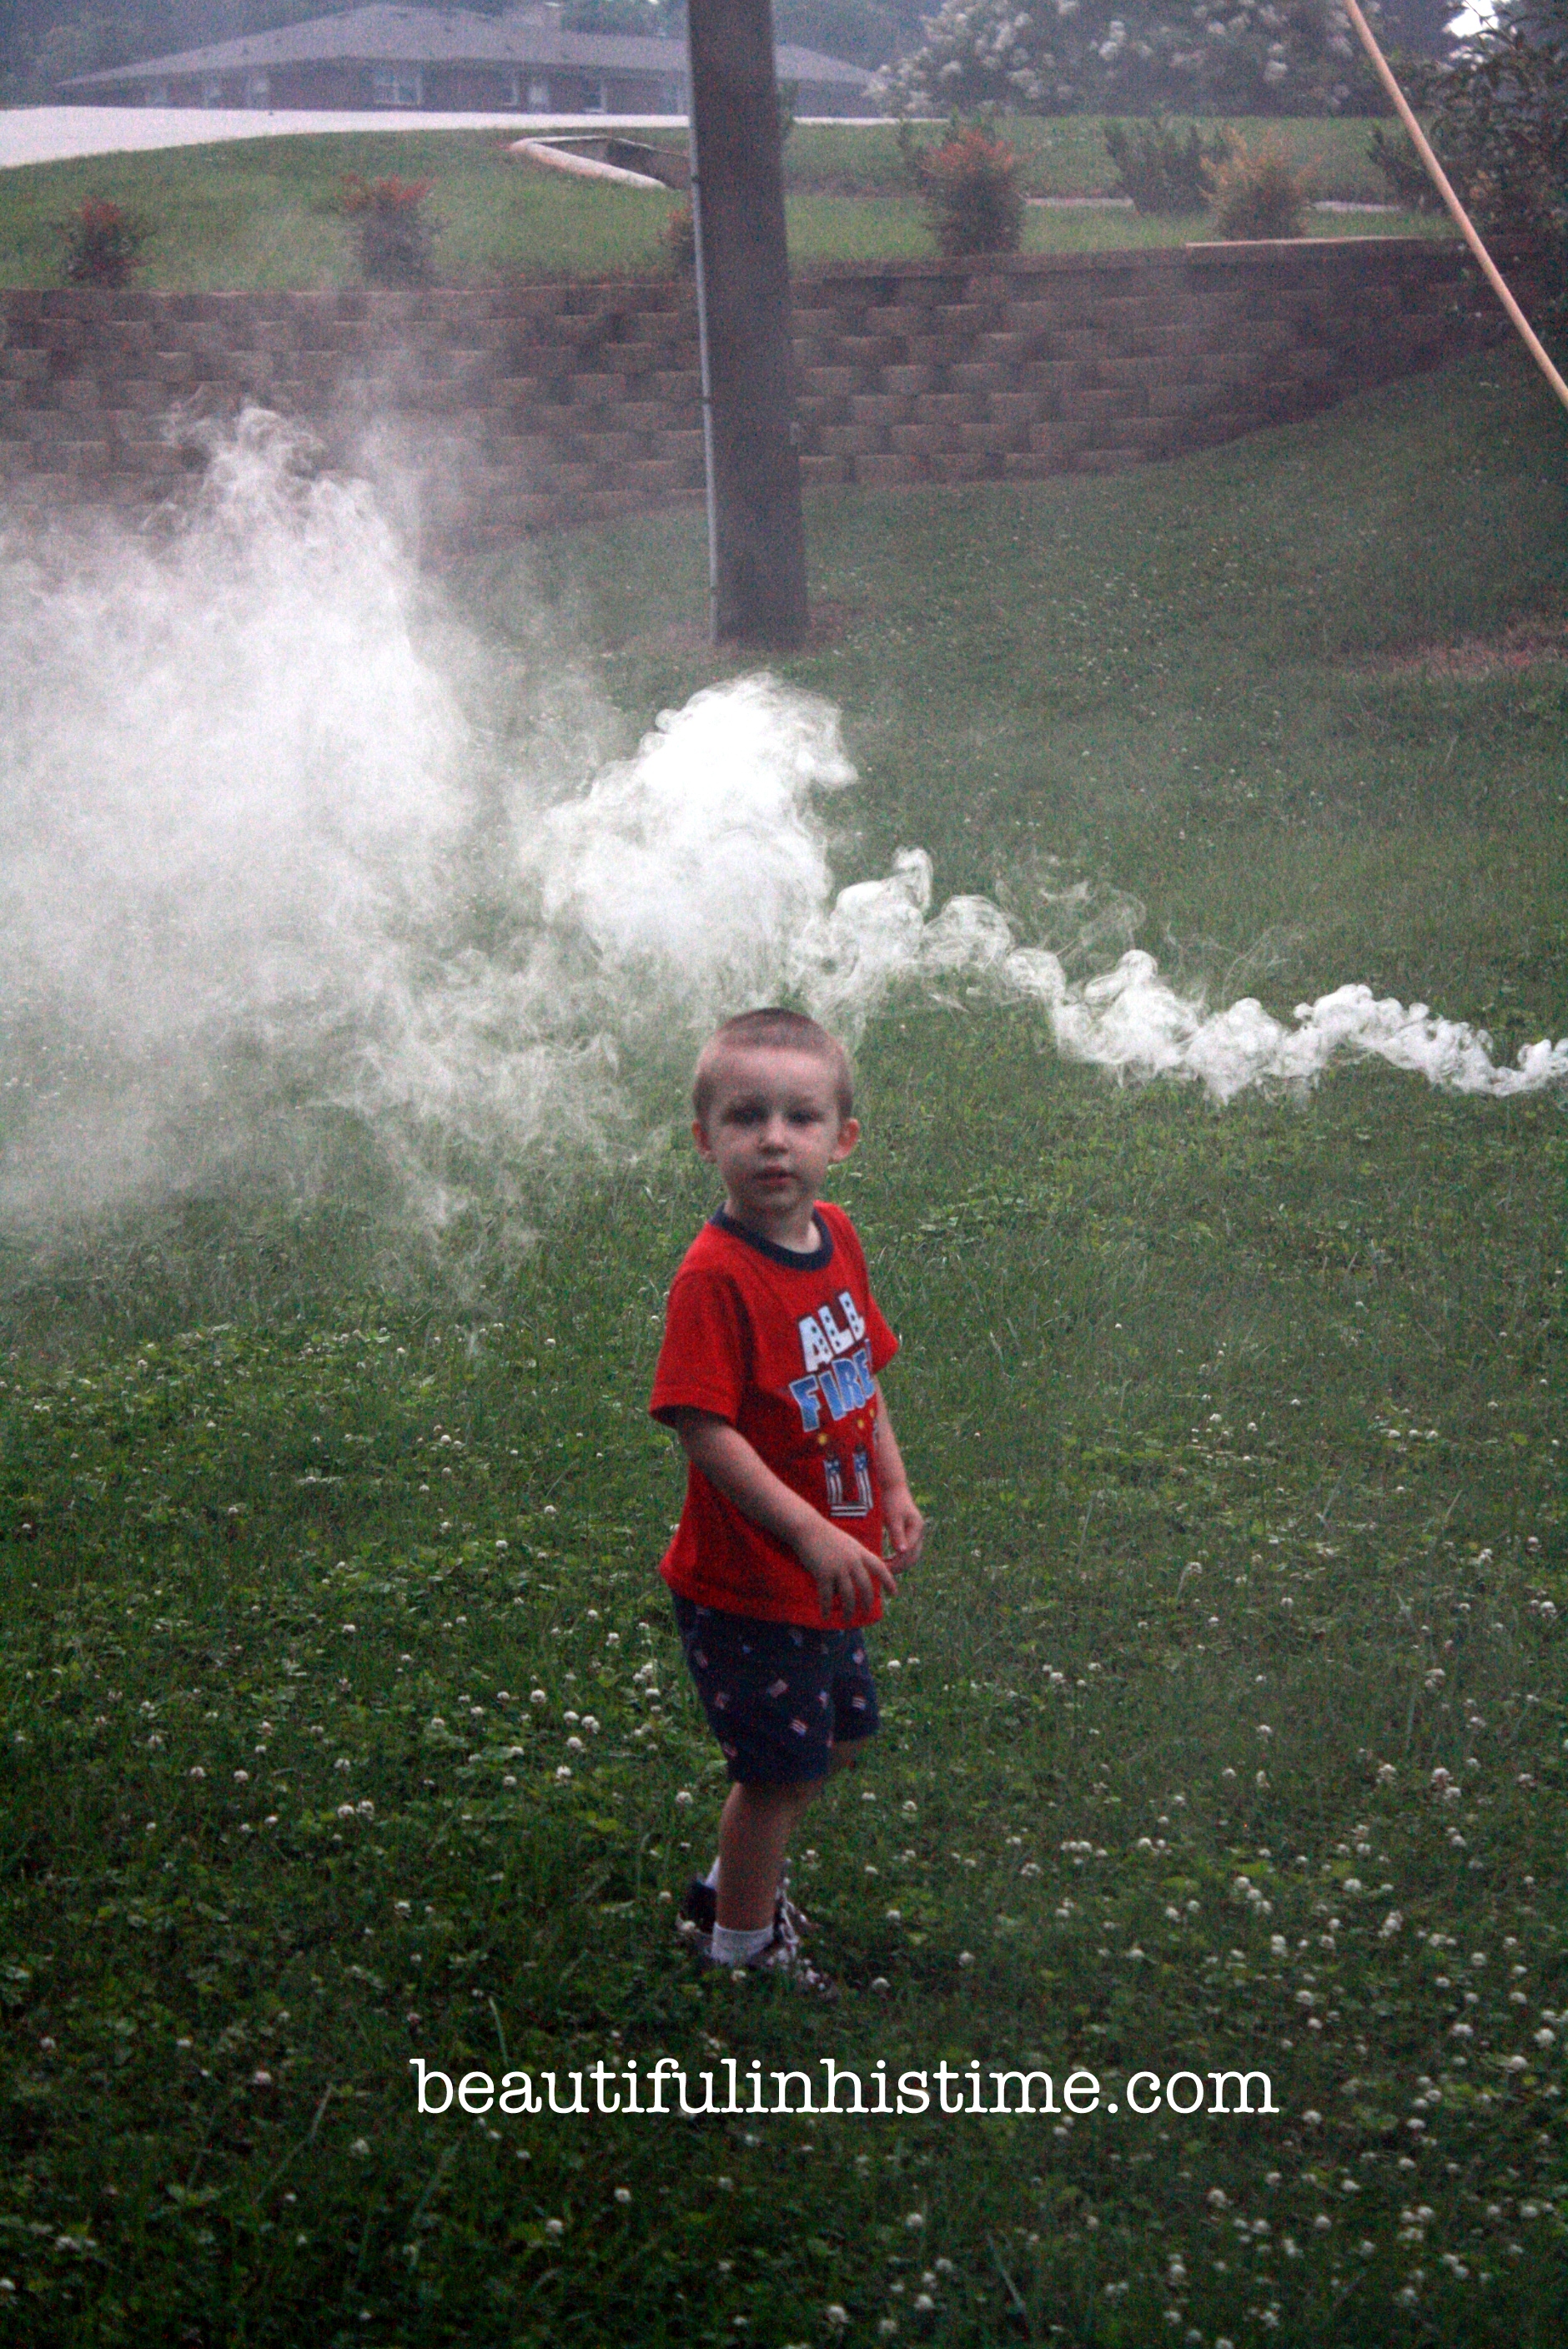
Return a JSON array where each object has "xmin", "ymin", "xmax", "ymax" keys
[
  {"xmin": 957, "ymin": 419, "xmax": 1028, "ymax": 454},
  {"xmin": 1028, "ymin": 420, "xmax": 1089, "ymax": 458},
  {"xmin": 838, "ymin": 335, "xmax": 902, "ymax": 369},
  {"xmin": 1001, "ymin": 300, "xmax": 1066, "ymax": 335},
  {"xmin": 802, "ymin": 365, "xmax": 866, "ymax": 397},
  {"xmin": 820, "ymin": 422, "xmax": 887, "ymax": 458},
  {"xmin": 1018, "ymin": 360, "xmax": 1081, "ymax": 400},
  {"xmin": 799, "ymin": 454, "xmax": 850, "ymax": 485},
  {"xmin": 624, "ymin": 458, "xmax": 684, "ymax": 493},
  {"xmin": 889, "ymin": 420, "xmax": 955, "ymax": 457},
  {"xmin": 1147, "ymin": 381, "xmax": 1218, "ymax": 418},
  {"xmin": 900, "ymin": 335, "xmax": 969, "ymax": 368},
  {"xmin": 1002, "ymin": 450, "xmax": 1071, "ymax": 480},
  {"xmin": 578, "ymin": 430, "xmax": 646, "ymax": 465},
  {"xmin": 570, "ymin": 373, "xmax": 629, "ymax": 407},
  {"xmin": 928, "ymin": 450, "xmax": 994, "ymax": 482},
  {"xmin": 611, "ymin": 400, "xmax": 681, "ymax": 433},
  {"xmin": 949, "ymin": 360, "xmax": 1013, "ymax": 394},
  {"xmin": 912, "ymin": 390, "xmax": 983, "ymax": 423},
  {"xmin": 1074, "ymin": 445, "xmax": 1146, "ymax": 473},
  {"xmin": 1195, "ymin": 350, "xmax": 1259, "ymax": 386},
  {"xmin": 988, "ymin": 390, "xmax": 1043, "ymax": 430},
  {"xmin": 1068, "ymin": 387, "xmax": 1144, "ymax": 422},
  {"xmin": 856, "ymin": 451, "xmax": 926, "ymax": 487},
  {"xmin": 863, "ymin": 305, "xmax": 934, "ymax": 338},
  {"xmin": 848, "ymin": 393, "xmax": 912, "ymax": 427},
  {"xmin": 1098, "ymin": 354, "xmax": 1192, "ymax": 391}
]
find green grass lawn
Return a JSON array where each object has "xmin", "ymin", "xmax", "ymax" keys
[
  {"xmin": 0, "ymin": 119, "xmax": 1445, "ymax": 289},
  {"xmin": 3, "ymin": 346, "xmax": 1566, "ymax": 2346},
  {"xmin": 786, "ymin": 113, "xmax": 1411, "ymax": 201}
]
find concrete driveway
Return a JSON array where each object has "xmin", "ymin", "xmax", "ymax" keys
[{"xmin": 0, "ymin": 104, "xmax": 690, "ymax": 170}]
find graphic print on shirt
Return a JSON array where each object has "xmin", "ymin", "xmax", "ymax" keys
[
  {"xmin": 784, "ymin": 1290, "xmax": 877, "ymax": 1517},
  {"xmin": 787, "ymin": 1290, "xmax": 875, "ymax": 1435},
  {"xmin": 823, "ymin": 1442, "xmax": 874, "ymax": 1519}
]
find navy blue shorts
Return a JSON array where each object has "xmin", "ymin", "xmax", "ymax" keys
[{"xmin": 671, "ymin": 1597, "xmax": 880, "ymax": 1784}]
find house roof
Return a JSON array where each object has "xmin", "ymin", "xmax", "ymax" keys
[{"xmin": 62, "ymin": 4, "xmax": 870, "ymax": 91}]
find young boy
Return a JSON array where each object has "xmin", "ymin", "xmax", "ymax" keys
[{"xmin": 649, "ymin": 1007, "xmax": 924, "ymax": 1981}]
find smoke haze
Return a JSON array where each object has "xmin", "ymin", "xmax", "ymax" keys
[{"xmin": 1, "ymin": 410, "xmax": 1561, "ymax": 1243}]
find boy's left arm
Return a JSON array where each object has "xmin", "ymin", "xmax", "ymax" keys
[{"xmin": 873, "ymin": 1382, "xmax": 924, "ymax": 1572}]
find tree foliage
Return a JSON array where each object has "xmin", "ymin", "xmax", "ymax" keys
[{"xmin": 1379, "ymin": 0, "xmax": 1568, "ymax": 327}]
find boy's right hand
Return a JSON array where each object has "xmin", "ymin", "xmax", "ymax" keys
[{"xmin": 793, "ymin": 1517, "xmax": 899, "ymax": 1623}]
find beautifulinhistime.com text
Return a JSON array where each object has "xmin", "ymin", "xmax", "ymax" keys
[{"xmin": 410, "ymin": 2059, "xmax": 1279, "ymax": 2120}]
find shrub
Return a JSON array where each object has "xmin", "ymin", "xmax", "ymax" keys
[
  {"xmin": 1366, "ymin": 119, "xmax": 1443, "ymax": 213},
  {"xmin": 905, "ymin": 123, "xmax": 1024, "ymax": 259},
  {"xmin": 58, "ymin": 197, "xmax": 151, "ymax": 289},
  {"xmin": 1203, "ymin": 133, "xmax": 1316, "ymax": 239},
  {"xmin": 662, "ymin": 202, "xmax": 696, "ymax": 276},
  {"xmin": 341, "ymin": 174, "xmax": 437, "ymax": 288},
  {"xmin": 1103, "ymin": 116, "xmax": 1231, "ymax": 214},
  {"xmin": 1372, "ymin": 0, "xmax": 1568, "ymax": 331}
]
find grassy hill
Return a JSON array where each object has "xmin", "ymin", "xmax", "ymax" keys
[{"xmin": 0, "ymin": 119, "xmax": 1448, "ymax": 289}]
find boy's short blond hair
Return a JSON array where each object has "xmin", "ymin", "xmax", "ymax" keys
[{"xmin": 692, "ymin": 1009, "xmax": 854, "ymax": 1129}]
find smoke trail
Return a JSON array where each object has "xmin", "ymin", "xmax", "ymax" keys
[{"xmin": 0, "ymin": 410, "xmax": 1561, "ymax": 1245}]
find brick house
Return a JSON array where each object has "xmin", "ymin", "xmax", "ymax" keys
[{"xmin": 59, "ymin": 3, "xmax": 873, "ymax": 117}]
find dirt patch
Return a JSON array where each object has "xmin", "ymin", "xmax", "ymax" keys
[{"xmin": 1361, "ymin": 611, "xmax": 1568, "ymax": 681}]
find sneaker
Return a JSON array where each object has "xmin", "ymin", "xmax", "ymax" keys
[
  {"xmin": 678, "ymin": 1873, "xmax": 810, "ymax": 1952},
  {"xmin": 725, "ymin": 1929, "xmax": 837, "ymax": 1999},
  {"xmin": 676, "ymin": 1875, "xmax": 716, "ymax": 1956}
]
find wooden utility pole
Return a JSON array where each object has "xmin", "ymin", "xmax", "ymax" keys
[{"xmin": 686, "ymin": 0, "xmax": 808, "ymax": 646}]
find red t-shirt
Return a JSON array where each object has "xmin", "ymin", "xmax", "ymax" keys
[{"xmin": 649, "ymin": 1200, "xmax": 899, "ymax": 1627}]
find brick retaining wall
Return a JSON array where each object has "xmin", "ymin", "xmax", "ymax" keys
[{"xmin": 0, "ymin": 239, "xmax": 1496, "ymax": 544}]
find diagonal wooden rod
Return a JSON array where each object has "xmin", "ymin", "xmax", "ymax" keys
[{"xmin": 1338, "ymin": 0, "xmax": 1568, "ymax": 412}]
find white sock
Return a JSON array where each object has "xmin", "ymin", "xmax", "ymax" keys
[
  {"xmin": 711, "ymin": 1922, "xmax": 774, "ymax": 1966},
  {"xmin": 704, "ymin": 1857, "xmax": 721, "ymax": 1889}
]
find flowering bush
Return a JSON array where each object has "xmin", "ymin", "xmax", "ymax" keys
[
  {"xmin": 341, "ymin": 174, "xmax": 437, "ymax": 287},
  {"xmin": 1203, "ymin": 130, "xmax": 1316, "ymax": 232},
  {"xmin": 58, "ymin": 197, "xmax": 151, "ymax": 289},
  {"xmin": 869, "ymin": 0, "xmax": 1388, "ymax": 118},
  {"xmin": 907, "ymin": 123, "xmax": 1026, "ymax": 254},
  {"xmin": 1103, "ymin": 114, "xmax": 1231, "ymax": 209}
]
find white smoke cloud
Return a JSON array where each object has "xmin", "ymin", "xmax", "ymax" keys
[{"xmin": 0, "ymin": 409, "xmax": 1561, "ymax": 1243}]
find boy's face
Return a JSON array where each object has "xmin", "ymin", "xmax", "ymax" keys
[{"xmin": 693, "ymin": 1044, "xmax": 859, "ymax": 1243}]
